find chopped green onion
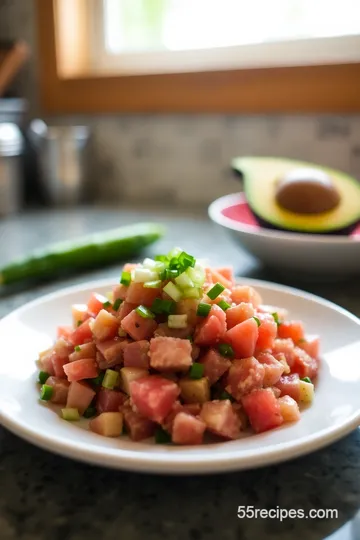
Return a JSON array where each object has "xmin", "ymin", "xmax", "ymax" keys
[
  {"xmin": 91, "ymin": 371, "xmax": 105, "ymax": 387},
  {"xmin": 106, "ymin": 291, "xmax": 114, "ymax": 302},
  {"xmin": 168, "ymin": 314, "xmax": 188, "ymax": 329},
  {"xmin": 175, "ymin": 271, "xmax": 194, "ymax": 289},
  {"xmin": 218, "ymin": 300, "xmax": 231, "ymax": 311},
  {"xmin": 77, "ymin": 320, "xmax": 82, "ymax": 327},
  {"xmin": 182, "ymin": 287, "xmax": 201, "ymax": 299},
  {"xmin": 272, "ymin": 312, "xmax": 281, "ymax": 326},
  {"xmin": 186, "ymin": 265, "xmax": 205, "ymax": 286},
  {"xmin": 151, "ymin": 298, "xmax": 165, "ymax": 314},
  {"xmin": 298, "ymin": 338, "xmax": 307, "ymax": 344},
  {"xmin": 61, "ymin": 408, "xmax": 80, "ymax": 421},
  {"xmin": 219, "ymin": 390, "xmax": 235, "ymax": 402},
  {"xmin": 178, "ymin": 251, "xmax": 196, "ymax": 269},
  {"xmin": 159, "ymin": 269, "xmax": 167, "ymax": 280},
  {"xmin": 40, "ymin": 384, "xmax": 53, "ymax": 401},
  {"xmin": 301, "ymin": 376, "xmax": 312, "ymax": 383},
  {"xmin": 187, "ymin": 335, "xmax": 194, "ymax": 343},
  {"xmin": 103, "ymin": 300, "xmax": 112, "ymax": 309},
  {"xmin": 169, "ymin": 257, "xmax": 181, "ymax": 270},
  {"xmin": 155, "ymin": 255, "xmax": 169, "ymax": 263},
  {"xmin": 113, "ymin": 298, "xmax": 123, "ymax": 311},
  {"xmin": 142, "ymin": 257, "xmax": 158, "ymax": 269},
  {"xmin": 74, "ymin": 345, "xmax": 81, "ymax": 352},
  {"xmin": 83, "ymin": 406, "xmax": 97, "ymax": 418},
  {"xmin": 143, "ymin": 280, "xmax": 162, "ymax": 289},
  {"xmin": 165, "ymin": 268, "xmax": 180, "ymax": 279},
  {"xmin": 218, "ymin": 343, "xmax": 234, "ymax": 358},
  {"xmin": 38, "ymin": 371, "xmax": 49, "ymax": 385},
  {"xmin": 118, "ymin": 327, "xmax": 127, "ymax": 337},
  {"xmin": 102, "ymin": 369, "xmax": 119, "ymax": 390},
  {"xmin": 189, "ymin": 362, "xmax": 204, "ymax": 379},
  {"xmin": 207, "ymin": 282, "xmax": 225, "ymax": 300},
  {"xmin": 167, "ymin": 247, "xmax": 182, "ymax": 259},
  {"xmin": 136, "ymin": 305, "xmax": 155, "ymax": 319},
  {"xmin": 151, "ymin": 298, "xmax": 175, "ymax": 315},
  {"xmin": 133, "ymin": 268, "xmax": 158, "ymax": 283},
  {"xmin": 196, "ymin": 303, "xmax": 211, "ymax": 317},
  {"xmin": 155, "ymin": 427, "xmax": 172, "ymax": 444},
  {"xmin": 253, "ymin": 316, "xmax": 261, "ymax": 327},
  {"xmin": 163, "ymin": 282, "xmax": 183, "ymax": 302},
  {"xmin": 120, "ymin": 271, "xmax": 131, "ymax": 286}
]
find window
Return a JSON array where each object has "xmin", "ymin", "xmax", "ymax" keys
[{"xmin": 36, "ymin": 0, "xmax": 360, "ymax": 113}]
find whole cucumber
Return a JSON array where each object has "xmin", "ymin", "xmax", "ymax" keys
[{"xmin": 0, "ymin": 222, "xmax": 165, "ymax": 285}]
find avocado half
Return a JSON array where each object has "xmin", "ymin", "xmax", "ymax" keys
[{"xmin": 232, "ymin": 156, "xmax": 360, "ymax": 234}]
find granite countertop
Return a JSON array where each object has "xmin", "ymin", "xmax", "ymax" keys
[{"xmin": 0, "ymin": 206, "xmax": 359, "ymax": 540}]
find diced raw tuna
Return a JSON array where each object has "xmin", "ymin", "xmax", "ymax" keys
[
  {"xmin": 179, "ymin": 377, "xmax": 210, "ymax": 404},
  {"xmin": 232, "ymin": 403, "xmax": 249, "ymax": 429},
  {"xmin": 96, "ymin": 338, "xmax": 129, "ymax": 368},
  {"xmin": 205, "ymin": 268, "xmax": 233, "ymax": 290},
  {"xmin": 278, "ymin": 395, "xmax": 301, "ymax": 423},
  {"xmin": 226, "ymin": 303, "xmax": 255, "ymax": 329},
  {"xmin": 96, "ymin": 388, "xmax": 127, "ymax": 413},
  {"xmin": 121, "ymin": 310, "xmax": 157, "ymax": 341},
  {"xmin": 63, "ymin": 358, "xmax": 98, "ymax": 382},
  {"xmin": 298, "ymin": 336, "xmax": 320, "ymax": 359},
  {"xmin": 90, "ymin": 412, "xmax": 123, "ymax": 437},
  {"xmin": 191, "ymin": 344, "xmax": 200, "ymax": 361},
  {"xmin": 231, "ymin": 285, "xmax": 262, "ymax": 308},
  {"xmin": 270, "ymin": 386, "xmax": 282, "ymax": 398},
  {"xmin": 130, "ymin": 376, "xmax": 180, "ymax": 423},
  {"xmin": 226, "ymin": 357, "xmax": 264, "ymax": 400},
  {"xmin": 51, "ymin": 353, "xmax": 69, "ymax": 378},
  {"xmin": 117, "ymin": 302, "xmax": 137, "ymax": 322},
  {"xmin": 242, "ymin": 388, "xmax": 283, "ymax": 433},
  {"xmin": 272, "ymin": 339, "xmax": 295, "ymax": 369},
  {"xmin": 273, "ymin": 352, "xmax": 290, "ymax": 374},
  {"xmin": 257, "ymin": 352, "xmax": 284, "ymax": 387},
  {"xmin": 154, "ymin": 323, "xmax": 193, "ymax": 340},
  {"xmin": 113, "ymin": 284, "xmax": 128, "ymax": 302},
  {"xmin": 87, "ymin": 293, "xmax": 109, "ymax": 316},
  {"xmin": 53, "ymin": 337, "xmax": 73, "ymax": 358},
  {"xmin": 258, "ymin": 304, "xmax": 288, "ymax": 321},
  {"xmin": 224, "ymin": 317, "xmax": 258, "ymax": 358},
  {"xmin": 215, "ymin": 266, "xmax": 234, "ymax": 284},
  {"xmin": 57, "ymin": 326, "xmax": 73, "ymax": 340},
  {"xmin": 122, "ymin": 405, "xmax": 156, "ymax": 441},
  {"xmin": 163, "ymin": 401, "xmax": 202, "ymax": 433},
  {"xmin": 46, "ymin": 376, "xmax": 70, "ymax": 404},
  {"xmin": 256, "ymin": 314, "xmax": 277, "ymax": 351},
  {"xmin": 38, "ymin": 349, "xmax": 56, "ymax": 375},
  {"xmin": 92, "ymin": 310, "xmax": 119, "ymax": 342},
  {"xmin": 69, "ymin": 342, "xmax": 97, "ymax": 362},
  {"xmin": 194, "ymin": 305, "xmax": 227, "ymax": 346},
  {"xmin": 123, "ymin": 340, "xmax": 150, "ymax": 369},
  {"xmin": 278, "ymin": 321, "xmax": 305, "ymax": 343},
  {"xmin": 175, "ymin": 299, "xmax": 200, "ymax": 327},
  {"xmin": 69, "ymin": 318, "xmax": 94, "ymax": 346},
  {"xmin": 172, "ymin": 412, "xmax": 206, "ymax": 445},
  {"xmin": 72, "ymin": 304, "xmax": 88, "ymax": 326},
  {"xmin": 126, "ymin": 282, "xmax": 160, "ymax": 307},
  {"xmin": 200, "ymin": 400, "xmax": 241, "ymax": 439},
  {"xmin": 66, "ymin": 381, "xmax": 96, "ymax": 414},
  {"xmin": 292, "ymin": 346, "xmax": 319, "ymax": 379},
  {"xmin": 275, "ymin": 373, "xmax": 301, "ymax": 402},
  {"xmin": 149, "ymin": 337, "xmax": 192, "ymax": 371},
  {"xmin": 199, "ymin": 349, "xmax": 231, "ymax": 385}
]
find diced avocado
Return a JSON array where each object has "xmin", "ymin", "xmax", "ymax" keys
[{"xmin": 179, "ymin": 377, "xmax": 210, "ymax": 404}]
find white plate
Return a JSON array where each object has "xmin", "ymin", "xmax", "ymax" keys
[
  {"xmin": 0, "ymin": 278, "xmax": 359, "ymax": 474},
  {"xmin": 209, "ymin": 193, "xmax": 360, "ymax": 278}
]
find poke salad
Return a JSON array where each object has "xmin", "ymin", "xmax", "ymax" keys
[{"xmin": 37, "ymin": 248, "xmax": 320, "ymax": 445}]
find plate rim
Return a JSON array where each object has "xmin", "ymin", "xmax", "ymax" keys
[{"xmin": 0, "ymin": 277, "xmax": 359, "ymax": 474}]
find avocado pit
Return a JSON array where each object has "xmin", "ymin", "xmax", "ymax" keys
[{"xmin": 275, "ymin": 168, "xmax": 341, "ymax": 214}]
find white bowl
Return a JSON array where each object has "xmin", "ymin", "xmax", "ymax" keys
[{"xmin": 209, "ymin": 193, "xmax": 360, "ymax": 278}]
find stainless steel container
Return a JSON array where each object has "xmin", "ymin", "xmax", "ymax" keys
[
  {"xmin": 0, "ymin": 122, "xmax": 23, "ymax": 216},
  {"xmin": 29, "ymin": 120, "xmax": 90, "ymax": 206}
]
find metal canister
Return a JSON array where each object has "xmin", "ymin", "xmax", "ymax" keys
[{"xmin": 0, "ymin": 122, "xmax": 23, "ymax": 216}]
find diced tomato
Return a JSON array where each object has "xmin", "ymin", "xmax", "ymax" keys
[
  {"xmin": 298, "ymin": 336, "xmax": 320, "ymax": 359},
  {"xmin": 231, "ymin": 285, "xmax": 262, "ymax": 308},
  {"xmin": 199, "ymin": 349, "xmax": 231, "ymax": 385},
  {"xmin": 149, "ymin": 337, "xmax": 192, "ymax": 372},
  {"xmin": 123, "ymin": 340, "xmax": 150, "ymax": 369},
  {"xmin": 51, "ymin": 353, "xmax": 68, "ymax": 378},
  {"xmin": 66, "ymin": 381, "xmax": 96, "ymax": 414},
  {"xmin": 272, "ymin": 338, "xmax": 295, "ymax": 369},
  {"xmin": 226, "ymin": 357, "xmax": 264, "ymax": 400},
  {"xmin": 90, "ymin": 412, "xmax": 123, "ymax": 437},
  {"xmin": 205, "ymin": 268, "xmax": 233, "ymax": 290},
  {"xmin": 126, "ymin": 282, "xmax": 160, "ymax": 307},
  {"xmin": 275, "ymin": 374, "xmax": 301, "ymax": 402},
  {"xmin": 121, "ymin": 310, "xmax": 157, "ymax": 341},
  {"xmin": 154, "ymin": 323, "xmax": 193, "ymax": 340},
  {"xmin": 63, "ymin": 358, "xmax": 98, "ymax": 382},
  {"xmin": 256, "ymin": 315, "xmax": 277, "ymax": 351},
  {"xmin": 96, "ymin": 338, "xmax": 128, "ymax": 368},
  {"xmin": 96, "ymin": 388, "xmax": 127, "ymax": 413},
  {"xmin": 113, "ymin": 284, "xmax": 128, "ymax": 302},
  {"xmin": 46, "ymin": 376, "xmax": 70, "ymax": 404},
  {"xmin": 71, "ymin": 304, "xmax": 88, "ymax": 327},
  {"xmin": 215, "ymin": 266, "xmax": 234, "ymax": 284},
  {"xmin": 224, "ymin": 317, "xmax": 258, "ymax": 358},
  {"xmin": 278, "ymin": 321, "xmax": 305, "ymax": 343},
  {"xmin": 226, "ymin": 303, "xmax": 255, "ymax": 329},
  {"xmin": 172, "ymin": 412, "xmax": 206, "ymax": 445},
  {"xmin": 292, "ymin": 346, "xmax": 319, "ymax": 379},
  {"xmin": 175, "ymin": 299, "xmax": 200, "ymax": 327},
  {"xmin": 118, "ymin": 302, "xmax": 137, "ymax": 322},
  {"xmin": 256, "ymin": 352, "xmax": 284, "ymax": 387},
  {"xmin": 130, "ymin": 375, "xmax": 180, "ymax": 423},
  {"xmin": 87, "ymin": 293, "xmax": 109, "ymax": 317},
  {"xmin": 162, "ymin": 401, "xmax": 202, "ymax": 433},
  {"xmin": 278, "ymin": 395, "xmax": 301, "ymax": 423},
  {"xmin": 57, "ymin": 326, "xmax": 73, "ymax": 340},
  {"xmin": 242, "ymin": 388, "xmax": 283, "ymax": 433},
  {"xmin": 69, "ymin": 342, "xmax": 97, "ymax": 362},
  {"xmin": 122, "ymin": 405, "xmax": 156, "ymax": 441},
  {"xmin": 92, "ymin": 310, "xmax": 119, "ymax": 342},
  {"xmin": 69, "ymin": 318, "xmax": 94, "ymax": 346},
  {"xmin": 200, "ymin": 400, "xmax": 241, "ymax": 439},
  {"xmin": 194, "ymin": 305, "xmax": 227, "ymax": 347}
]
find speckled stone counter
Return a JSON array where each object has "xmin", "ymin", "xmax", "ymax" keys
[{"xmin": 0, "ymin": 206, "xmax": 359, "ymax": 540}]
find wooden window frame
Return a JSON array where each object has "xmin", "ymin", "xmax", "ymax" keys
[{"xmin": 36, "ymin": 0, "xmax": 360, "ymax": 114}]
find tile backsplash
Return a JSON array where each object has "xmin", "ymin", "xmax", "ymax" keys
[{"xmin": 1, "ymin": 0, "xmax": 360, "ymax": 207}]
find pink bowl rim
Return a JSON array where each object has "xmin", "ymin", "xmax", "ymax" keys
[{"xmin": 208, "ymin": 193, "xmax": 360, "ymax": 245}]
